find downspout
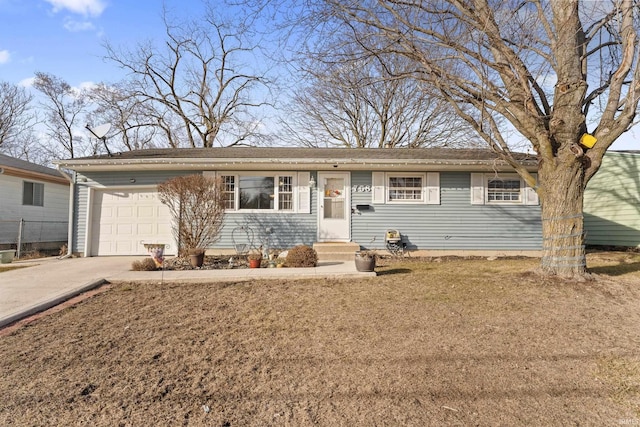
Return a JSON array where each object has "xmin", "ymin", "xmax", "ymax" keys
[{"xmin": 56, "ymin": 165, "xmax": 75, "ymax": 259}]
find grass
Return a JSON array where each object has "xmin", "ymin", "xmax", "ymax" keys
[
  {"xmin": 0, "ymin": 265, "xmax": 28, "ymax": 273},
  {"xmin": 0, "ymin": 253, "xmax": 639, "ymax": 425}
]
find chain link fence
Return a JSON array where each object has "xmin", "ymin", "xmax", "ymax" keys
[{"xmin": 0, "ymin": 219, "xmax": 68, "ymax": 258}]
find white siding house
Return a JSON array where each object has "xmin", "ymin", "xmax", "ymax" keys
[{"xmin": 0, "ymin": 154, "xmax": 70, "ymax": 251}]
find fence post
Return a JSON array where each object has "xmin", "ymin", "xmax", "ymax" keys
[{"xmin": 17, "ymin": 218, "xmax": 24, "ymax": 259}]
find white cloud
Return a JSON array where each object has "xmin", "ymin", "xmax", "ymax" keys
[
  {"xmin": 19, "ymin": 77, "xmax": 35, "ymax": 88},
  {"xmin": 63, "ymin": 17, "xmax": 95, "ymax": 32},
  {"xmin": 77, "ymin": 81, "xmax": 96, "ymax": 91},
  {"xmin": 0, "ymin": 49, "xmax": 10, "ymax": 64},
  {"xmin": 44, "ymin": 0, "xmax": 107, "ymax": 17}
]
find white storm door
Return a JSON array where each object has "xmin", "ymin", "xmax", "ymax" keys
[{"xmin": 317, "ymin": 172, "xmax": 350, "ymax": 242}]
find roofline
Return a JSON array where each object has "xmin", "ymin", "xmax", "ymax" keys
[
  {"xmin": 54, "ymin": 157, "xmax": 536, "ymax": 172},
  {"xmin": 2, "ymin": 166, "xmax": 70, "ymax": 185}
]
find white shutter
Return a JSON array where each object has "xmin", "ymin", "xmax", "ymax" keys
[
  {"xmin": 426, "ymin": 172, "xmax": 440, "ymax": 205},
  {"xmin": 372, "ymin": 172, "xmax": 385, "ymax": 204},
  {"xmin": 470, "ymin": 173, "xmax": 485, "ymax": 205},
  {"xmin": 524, "ymin": 173, "xmax": 539, "ymax": 205},
  {"xmin": 297, "ymin": 172, "xmax": 311, "ymax": 213}
]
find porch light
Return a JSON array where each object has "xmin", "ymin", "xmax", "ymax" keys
[{"xmin": 308, "ymin": 176, "xmax": 316, "ymax": 188}]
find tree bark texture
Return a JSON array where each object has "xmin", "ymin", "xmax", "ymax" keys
[{"xmin": 538, "ymin": 151, "xmax": 586, "ymax": 277}]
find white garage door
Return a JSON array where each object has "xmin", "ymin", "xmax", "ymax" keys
[{"xmin": 91, "ymin": 189, "xmax": 174, "ymax": 256}]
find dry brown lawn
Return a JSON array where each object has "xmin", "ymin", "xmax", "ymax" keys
[
  {"xmin": 0, "ymin": 265, "xmax": 27, "ymax": 273},
  {"xmin": 1, "ymin": 252, "xmax": 640, "ymax": 426}
]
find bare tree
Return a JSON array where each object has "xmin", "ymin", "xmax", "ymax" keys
[
  {"xmin": 285, "ymin": 42, "xmax": 476, "ymax": 148},
  {"xmin": 0, "ymin": 81, "xmax": 36, "ymax": 153},
  {"xmin": 292, "ymin": 0, "xmax": 640, "ymax": 278},
  {"xmin": 157, "ymin": 174, "xmax": 226, "ymax": 256},
  {"xmin": 87, "ymin": 82, "xmax": 158, "ymax": 152},
  {"xmin": 104, "ymin": 6, "xmax": 272, "ymax": 148},
  {"xmin": 33, "ymin": 72, "xmax": 92, "ymax": 159}
]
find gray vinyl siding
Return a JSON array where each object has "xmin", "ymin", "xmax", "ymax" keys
[
  {"xmin": 211, "ymin": 174, "xmax": 318, "ymax": 251},
  {"xmin": 584, "ymin": 152, "xmax": 640, "ymax": 247},
  {"xmin": 77, "ymin": 170, "xmax": 193, "ymax": 187},
  {"xmin": 351, "ymin": 171, "xmax": 542, "ymax": 251},
  {"xmin": 72, "ymin": 169, "xmax": 542, "ymax": 254},
  {"xmin": 73, "ymin": 170, "xmax": 317, "ymax": 253},
  {"xmin": 214, "ymin": 207, "xmax": 317, "ymax": 251},
  {"xmin": 71, "ymin": 182, "xmax": 85, "ymax": 253}
]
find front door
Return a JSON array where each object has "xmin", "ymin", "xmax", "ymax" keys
[{"xmin": 317, "ymin": 172, "xmax": 350, "ymax": 242}]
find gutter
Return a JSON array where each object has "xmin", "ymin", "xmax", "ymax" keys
[
  {"xmin": 0, "ymin": 166, "xmax": 69, "ymax": 185},
  {"xmin": 54, "ymin": 157, "xmax": 538, "ymax": 173},
  {"xmin": 56, "ymin": 165, "xmax": 75, "ymax": 259}
]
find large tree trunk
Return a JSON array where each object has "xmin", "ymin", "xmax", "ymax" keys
[{"xmin": 538, "ymin": 155, "xmax": 587, "ymax": 278}]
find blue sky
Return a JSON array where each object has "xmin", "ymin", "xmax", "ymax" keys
[
  {"xmin": 0, "ymin": 0, "xmax": 206, "ymax": 87},
  {"xmin": 0, "ymin": 0, "xmax": 638, "ymax": 150}
]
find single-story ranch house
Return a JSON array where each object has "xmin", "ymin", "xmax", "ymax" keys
[{"xmin": 54, "ymin": 147, "xmax": 541, "ymax": 258}]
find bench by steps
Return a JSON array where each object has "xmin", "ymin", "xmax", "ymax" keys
[{"xmin": 313, "ymin": 242, "xmax": 361, "ymax": 261}]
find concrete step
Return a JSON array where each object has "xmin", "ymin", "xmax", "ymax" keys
[{"xmin": 313, "ymin": 242, "xmax": 361, "ymax": 261}]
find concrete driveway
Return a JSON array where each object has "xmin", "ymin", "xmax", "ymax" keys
[
  {"xmin": 0, "ymin": 256, "xmax": 134, "ymax": 328},
  {"xmin": 0, "ymin": 256, "xmax": 374, "ymax": 328}
]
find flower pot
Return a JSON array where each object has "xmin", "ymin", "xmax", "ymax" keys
[
  {"xmin": 189, "ymin": 252, "xmax": 205, "ymax": 268},
  {"xmin": 249, "ymin": 258, "xmax": 261, "ymax": 268},
  {"xmin": 0, "ymin": 250, "xmax": 15, "ymax": 264},
  {"xmin": 354, "ymin": 252, "xmax": 376, "ymax": 272}
]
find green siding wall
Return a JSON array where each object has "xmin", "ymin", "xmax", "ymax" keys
[{"xmin": 584, "ymin": 152, "xmax": 640, "ymax": 247}]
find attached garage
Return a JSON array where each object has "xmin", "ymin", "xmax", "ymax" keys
[{"xmin": 90, "ymin": 188, "xmax": 174, "ymax": 256}]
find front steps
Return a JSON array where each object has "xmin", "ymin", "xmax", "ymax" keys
[{"xmin": 313, "ymin": 242, "xmax": 361, "ymax": 261}]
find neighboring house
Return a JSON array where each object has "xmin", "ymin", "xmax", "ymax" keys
[
  {"xmin": 54, "ymin": 147, "xmax": 541, "ymax": 257},
  {"xmin": 584, "ymin": 150, "xmax": 640, "ymax": 247},
  {"xmin": 0, "ymin": 153, "xmax": 70, "ymax": 251}
]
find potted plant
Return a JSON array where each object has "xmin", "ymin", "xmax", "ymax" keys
[
  {"xmin": 0, "ymin": 249, "xmax": 16, "ymax": 264},
  {"xmin": 354, "ymin": 250, "xmax": 376, "ymax": 272},
  {"xmin": 188, "ymin": 248, "xmax": 206, "ymax": 268},
  {"xmin": 247, "ymin": 251, "xmax": 262, "ymax": 268}
]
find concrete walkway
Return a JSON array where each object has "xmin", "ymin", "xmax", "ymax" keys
[{"xmin": 0, "ymin": 256, "xmax": 375, "ymax": 328}]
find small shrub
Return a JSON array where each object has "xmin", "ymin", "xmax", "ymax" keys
[
  {"xmin": 285, "ymin": 245, "xmax": 318, "ymax": 267},
  {"xmin": 356, "ymin": 250, "xmax": 376, "ymax": 259},
  {"xmin": 131, "ymin": 257, "xmax": 158, "ymax": 271},
  {"xmin": 158, "ymin": 174, "xmax": 226, "ymax": 257},
  {"xmin": 20, "ymin": 250, "xmax": 43, "ymax": 260}
]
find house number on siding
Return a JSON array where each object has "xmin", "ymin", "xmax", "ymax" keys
[{"xmin": 351, "ymin": 185, "xmax": 372, "ymax": 193}]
